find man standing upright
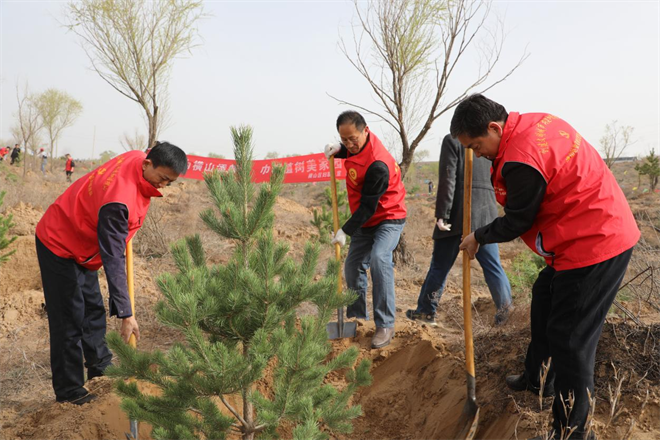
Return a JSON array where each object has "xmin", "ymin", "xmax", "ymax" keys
[
  {"xmin": 40, "ymin": 148, "xmax": 48, "ymax": 176},
  {"xmin": 453, "ymin": 94, "xmax": 639, "ymax": 440},
  {"xmin": 36, "ymin": 142, "xmax": 187, "ymax": 405},
  {"xmin": 65, "ymin": 154, "xmax": 75, "ymax": 182},
  {"xmin": 406, "ymin": 134, "xmax": 512, "ymax": 327},
  {"xmin": 324, "ymin": 111, "xmax": 407, "ymax": 349},
  {"xmin": 10, "ymin": 144, "xmax": 21, "ymax": 165}
]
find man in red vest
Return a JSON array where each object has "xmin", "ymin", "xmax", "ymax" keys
[
  {"xmin": 36, "ymin": 142, "xmax": 187, "ymax": 405},
  {"xmin": 453, "ymin": 94, "xmax": 639, "ymax": 440},
  {"xmin": 324, "ymin": 111, "xmax": 407, "ymax": 349},
  {"xmin": 65, "ymin": 154, "xmax": 75, "ymax": 183}
]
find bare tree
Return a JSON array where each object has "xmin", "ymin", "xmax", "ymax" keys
[
  {"xmin": 14, "ymin": 81, "xmax": 43, "ymax": 176},
  {"xmin": 64, "ymin": 0, "xmax": 206, "ymax": 148},
  {"xmin": 600, "ymin": 120, "xmax": 635, "ymax": 169},
  {"xmin": 119, "ymin": 128, "xmax": 147, "ymax": 152},
  {"xmin": 36, "ymin": 88, "xmax": 83, "ymax": 171},
  {"xmin": 333, "ymin": 0, "xmax": 528, "ymax": 178}
]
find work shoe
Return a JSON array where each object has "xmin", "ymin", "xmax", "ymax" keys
[
  {"xmin": 405, "ymin": 309, "xmax": 438, "ymax": 327},
  {"xmin": 58, "ymin": 392, "xmax": 98, "ymax": 406},
  {"xmin": 506, "ymin": 372, "xmax": 555, "ymax": 397},
  {"xmin": 371, "ymin": 327, "xmax": 394, "ymax": 349},
  {"xmin": 494, "ymin": 305, "xmax": 514, "ymax": 325}
]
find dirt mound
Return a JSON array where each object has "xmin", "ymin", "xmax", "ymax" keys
[
  {"xmin": 275, "ymin": 196, "xmax": 312, "ymax": 215},
  {"xmin": 0, "ymin": 236, "xmax": 42, "ymax": 297},
  {"xmin": 5, "ymin": 202, "xmax": 43, "ymax": 237},
  {"xmin": 2, "ymin": 378, "xmax": 152, "ymax": 440}
]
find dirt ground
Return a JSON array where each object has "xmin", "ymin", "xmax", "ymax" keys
[{"xmin": 1, "ymin": 160, "xmax": 659, "ymax": 440}]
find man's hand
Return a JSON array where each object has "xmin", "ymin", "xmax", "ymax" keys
[
  {"xmin": 437, "ymin": 219, "xmax": 452, "ymax": 231},
  {"xmin": 324, "ymin": 143, "xmax": 341, "ymax": 160},
  {"xmin": 120, "ymin": 316, "xmax": 140, "ymax": 344},
  {"xmin": 331, "ymin": 229, "xmax": 347, "ymax": 247},
  {"xmin": 459, "ymin": 232, "xmax": 480, "ymax": 260}
]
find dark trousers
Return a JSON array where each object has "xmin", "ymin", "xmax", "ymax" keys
[
  {"xmin": 35, "ymin": 236, "xmax": 113, "ymax": 401},
  {"xmin": 523, "ymin": 248, "xmax": 633, "ymax": 438}
]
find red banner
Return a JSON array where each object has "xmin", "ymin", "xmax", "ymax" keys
[{"xmin": 184, "ymin": 153, "xmax": 346, "ymax": 183}]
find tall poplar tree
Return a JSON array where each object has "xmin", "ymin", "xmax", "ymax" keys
[{"xmin": 107, "ymin": 126, "xmax": 371, "ymax": 440}]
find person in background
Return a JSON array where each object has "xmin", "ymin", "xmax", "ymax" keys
[
  {"xmin": 35, "ymin": 142, "xmax": 187, "ymax": 405},
  {"xmin": 10, "ymin": 144, "xmax": 21, "ymax": 165},
  {"xmin": 0, "ymin": 146, "xmax": 9, "ymax": 161},
  {"xmin": 406, "ymin": 134, "xmax": 512, "ymax": 327},
  {"xmin": 453, "ymin": 94, "xmax": 639, "ymax": 440},
  {"xmin": 40, "ymin": 148, "xmax": 48, "ymax": 176},
  {"xmin": 324, "ymin": 110, "xmax": 407, "ymax": 349},
  {"xmin": 65, "ymin": 154, "xmax": 75, "ymax": 183}
]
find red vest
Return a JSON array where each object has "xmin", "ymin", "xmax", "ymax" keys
[
  {"xmin": 345, "ymin": 132, "xmax": 407, "ymax": 227},
  {"xmin": 492, "ymin": 112, "xmax": 639, "ymax": 270},
  {"xmin": 65, "ymin": 158, "xmax": 73, "ymax": 171},
  {"xmin": 36, "ymin": 151, "xmax": 162, "ymax": 270}
]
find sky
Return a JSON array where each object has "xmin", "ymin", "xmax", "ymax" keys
[{"xmin": 1, "ymin": 0, "xmax": 658, "ymax": 162}]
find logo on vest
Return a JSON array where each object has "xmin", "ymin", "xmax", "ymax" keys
[
  {"xmin": 348, "ymin": 168, "xmax": 358, "ymax": 184},
  {"xmin": 494, "ymin": 186, "xmax": 507, "ymax": 196}
]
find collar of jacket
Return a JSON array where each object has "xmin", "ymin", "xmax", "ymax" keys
[
  {"xmin": 347, "ymin": 133, "xmax": 373, "ymax": 166},
  {"xmin": 135, "ymin": 158, "xmax": 164, "ymax": 199}
]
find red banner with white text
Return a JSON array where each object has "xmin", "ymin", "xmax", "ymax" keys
[{"xmin": 184, "ymin": 153, "xmax": 346, "ymax": 183}]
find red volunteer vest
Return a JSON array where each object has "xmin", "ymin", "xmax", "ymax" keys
[
  {"xmin": 345, "ymin": 132, "xmax": 407, "ymax": 227},
  {"xmin": 65, "ymin": 158, "xmax": 73, "ymax": 171},
  {"xmin": 36, "ymin": 151, "xmax": 162, "ymax": 270},
  {"xmin": 492, "ymin": 112, "xmax": 639, "ymax": 270}
]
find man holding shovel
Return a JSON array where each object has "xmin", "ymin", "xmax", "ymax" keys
[
  {"xmin": 453, "ymin": 94, "xmax": 639, "ymax": 440},
  {"xmin": 35, "ymin": 142, "xmax": 187, "ymax": 405},
  {"xmin": 324, "ymin": 110, "xmax": 406, "ymax": 349},
  {"xmin": 406, "ymin": 134, "xmax": 512, "ymax": 327}
]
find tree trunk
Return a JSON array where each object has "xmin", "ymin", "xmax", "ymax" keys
[
  {"xmin": 393, "ymin": 232, "xmax": 415, "ymax": 267},
  {"xmin": 242, "ymin": 343, "xmax": 254, "ymax": 440},
  {"xmin": 147, "ymin": 107, "xmax": 159, "ymax": 149},
  {"xmin": 49, "ymin": 139, "xmax": 55, "ymax": 172}
]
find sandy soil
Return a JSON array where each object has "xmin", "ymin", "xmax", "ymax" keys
[{"xmin": 1, "ymin": 161, "xmax": 658, "ymax": 440}]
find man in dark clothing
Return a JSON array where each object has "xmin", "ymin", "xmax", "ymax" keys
[
  {"xmin": 453, "ymin": 94, "xmax": 639, "ymax": 440},
  {"xmin": 35, "ymin": 142, "xmax": 187, "ymax": 405},
  {"xmin": 10, "ymin": 144, "xmax": 21, "ymax": 165},
  {"xmin": 406, "ymin": 134, "xmax": 512, "ymax": 327},
  {"xmin": 324, "ymin": 111, "xmax": 407, "ymax": 349}
]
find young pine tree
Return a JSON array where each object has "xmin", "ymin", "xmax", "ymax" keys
[
  {"xmin": 311, "ymin": 186, "xmax": 351, "ymax": 245},
  {"xmin": 635, "ymin": 149, "xmax": 660, "ymax": 191},
  {"xmin": 107, "ymin": 126, "xmax": 371, "ymax": 440},
  {"xmin": 0, "ymin": 191, "xmax": 17, "ymax": 266}
]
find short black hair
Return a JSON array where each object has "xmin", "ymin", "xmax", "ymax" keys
[
  {"xmin": 450, "ymin": 94, "xmax": 508, "ymax": 138},
  {"xmin": 147, "ymin": 141, "xmax": 188, "ymax": 175},
  {"xmin": 336, "ymin": 111, "xmax": 367, "ymax": 131}
]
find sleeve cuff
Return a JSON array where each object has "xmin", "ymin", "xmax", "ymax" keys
[{"xmin": 474, "ymin": 226, "xmax": 487, "ymax": 245}]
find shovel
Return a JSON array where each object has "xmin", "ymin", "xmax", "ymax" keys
[
  {"xmin": 125, "ymin": 239, "xmax": 139, "ymax": 440},
  {"xmin": 455, "ymin": 148, "xmax": 480, "ymax": 440},
  {"xmin": 326, "ymin": 155, "xmax": 357, "ymax": 340}
]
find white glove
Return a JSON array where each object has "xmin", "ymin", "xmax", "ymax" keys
[
  {"xmin": 324, "ymin": 143, "xmax": 341, "ymax": 160},
  {"xmin": 331, "ymin": 228, "xmax": 347, "ymax": 246},
  {"xmin": 437, "ymin": 219, "xmax": 452, "ymax": 231}
]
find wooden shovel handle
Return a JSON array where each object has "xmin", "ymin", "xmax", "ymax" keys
[
  {"xmin": 329, "ymin": 157, "xmax": 343, "ymax": 292},
  {"xmin": 462, "ymin": 149, "xmax": 475, "ymax": 377},
  {"xmin": 126, "ymin": 239, "xmax": 136, "ymax": 349}
]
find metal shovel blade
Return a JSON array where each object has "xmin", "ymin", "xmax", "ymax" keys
[
  {"xmin": 326, "ymin": 307, "xmax": 357, "ymax": 339},
  {"xmin": 454, "ymin": 373, "xmax": 480, "ymax": 440}
]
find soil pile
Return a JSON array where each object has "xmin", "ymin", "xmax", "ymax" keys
[{"xmin": 1, "ymin": 176, "xmax": 659, "ymax": 440}]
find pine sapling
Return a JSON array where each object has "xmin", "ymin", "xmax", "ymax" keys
[
  {"xmin": 0, "ymin": 191, "xmax": 17, "ymax": 267},
  {"xmin": 107, "ymin": 125, "xmax": 371, "ymax": 440}
]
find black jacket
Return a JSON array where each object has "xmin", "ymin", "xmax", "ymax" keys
[{"xmin": 432, "ymin": 135, "xmax": 498, "ymax": 239}]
